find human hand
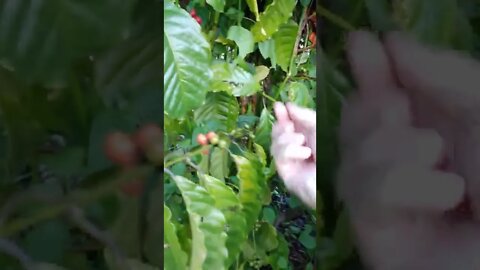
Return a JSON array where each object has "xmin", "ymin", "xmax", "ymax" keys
[
  {"xmin": 338, "ymin": 31, "xmax": 480, "ymax": 270},
  {"xmin": 271, "ymin": 102, "xmax": 316, "ymax": 209}
]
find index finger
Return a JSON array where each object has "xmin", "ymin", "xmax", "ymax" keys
[
  {"xmin": 274, "ymin": 102, "xmax": 291, "ymax": 124},
  {"xmin": 347, "ymin": 30, "xmax": 398, "ymax": 97},
  {"xmin": 384, "ymin": 31, "xmax": 480, "ymax": 123}
]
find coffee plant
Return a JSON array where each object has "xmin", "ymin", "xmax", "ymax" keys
[
  {"xmin": 0, "ymin": 0, "xmax": 162, "ymax": 269},
  {"xmin": 164, "ymin": 0, "xmax": 317, "ymax": 269}
]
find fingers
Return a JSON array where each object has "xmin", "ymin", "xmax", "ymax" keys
[
  {"xmin": 359, "ymin": 127, "xmax": 444, "ymax": 168},
  {"xmin": 384, "ymin": 32, "xmax": 480, "ymax": 123},
  {"xmin": 274, "ymin": 102, "xmax": 291, "ymax": 124},
  {"xmin": 285, "ymin": 102, "xmax": 316, "ymax": 129},
  {"xmin": 347, "ymin": 30, "xmax": 397, "ymax": 97},
  {"xmin": 339, "ymin": 106, "xmax": 465, "ymax": 213},
  {"xmin": 381, "ymin": 166, "xmax": 465, "ymax": 212},
  {"xmin": 340, "ymin": 91, "xmax": 411, "ymax": 150},
  {"xmin": 271, "ymin": 127, "xmax": 311, "ymax": 161}
]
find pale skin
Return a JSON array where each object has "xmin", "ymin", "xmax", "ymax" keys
[{"xmin": 271, "ymin": 31, "xmax": 480, "ymax": 270}]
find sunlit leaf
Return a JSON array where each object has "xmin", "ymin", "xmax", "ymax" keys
[
  {"xmin": 251, "ymin": 0, "xmax": 296, "ymax": 42},
  {"xmin": 164, "ymin": 1, "xmax": 211, "ymax": 118}
]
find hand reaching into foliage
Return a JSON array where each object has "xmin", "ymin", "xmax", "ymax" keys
[
  {"xmin": 338, "ymin": 30, "xmax": 480, "ymax": 270},
  {"xmin": 271, "ymin": 102, "xmax": 316, "ymax": 209}
]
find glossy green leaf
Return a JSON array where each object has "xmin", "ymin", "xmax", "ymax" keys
[
  {"xmin": 227, "ymin": 26, "xmax": 254, "ymax": 58},
  {"xmin": 210, "ymin": 62, "xmax": 261, "ymax": 96},
  {"xmin": 95, "ymin": 36, "xmax": 162, "ymax": 101},
  {"xmin": 194, "ymin": 92, "xmax": 239, "ymax": 131},
  {"xmin": 250, "ymin": 0, "xmax": 296, "ymax": 42},
  {"xmin": 209, "ymin": 147, "xmax": 230, "ymax": 180},
  {"xmin": 164, "ymin": 1, "xmax": 211, "ymax": 118},
  {"xmin": 258, "ymin": 39, "xmax": 277, "ymax": 67},
  {"xmin": 256, "ymin": 222, "xmax": 279, "ymax": 252},
  {"xmin": 287, "ymin": 81, "xmax": 314, "ymax": 107},
  {"xmin": 0, "ymin": 0, "xmax": 135, "ymax": 83},
  {"xmin": 206, "ymin": 0, "xmax": 225, "ymax": 12},
  {"xmin": 171, "ymin": 174, "xmax": 228, "ymax": 269},
  {"xmin": 199, "ymin": 173, "xmax": 247, "ymax": 267},
  {"xmin": 164, "ymin": 204, "xmax": 188, "ymax": 270},
  {"xmin": 254, "ymin": 65, "xmax": 270, "ymax": 82},
  {"xmin": 254, "ymin": 108, "xmax": 274, "ymax": 152},
  {"xmin": 272, "ymin": 22, "xmax": 298, "ymax": 72},
  {"xmin": 232, "ymin": 153, "xmax": 266, "ymax": 231}
]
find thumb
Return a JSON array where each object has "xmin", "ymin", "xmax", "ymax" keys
[
  {"xmin": 384, "ymin": 32, "xmax": 480, "ymax": 124},
  {"xmin": 285, "ymin": 103, "xmax": 316, "ymax": 129}
]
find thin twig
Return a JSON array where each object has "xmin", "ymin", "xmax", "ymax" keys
[
  {"xmin": 317, "ymin": 5, "xmax": 355, "ymax": 31},
  {"xmin": 67, "ymin": 207, "xmax": 131, "ymax": 270},
  {"xmin": 0, "ymin": 238, "xmax": 34, "ymax": 269},
  {"xmin": 164, "ymin": 147, "xmax": 206, "ymax": 168},
  {"xmin": 0, "ymin": 166, "xmax": 152, "ymax": 237}
]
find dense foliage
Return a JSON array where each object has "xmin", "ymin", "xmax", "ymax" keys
[
  {"xmin": 0, "ymin": 0, "xmax": 162, "ymax": 269},
  {"xmin": 164, "ymin": 0, "xmax": 317, "ymax": 269}
]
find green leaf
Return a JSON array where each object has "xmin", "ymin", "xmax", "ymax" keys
[
  {"xmin": 227, "ymin": 26, "xmax": 254, "ymax": 59},
  {"xmin": 364, "ymin": 0, "xmax": 398, "ymax": 31},
  {"xmin": 31, "ymin": 263, "xmax": 68, "ymax": 270},
  {"xmin": 199, "ymin": 173, "xmax": 247, "ymax": 267},
  {"xmin": 210, "ymin": 62, "xmax": 261, "ymax": 96},
  {"xmin": 171, "ymin": 174, "xmax": 228, "ymax": 269},
  {"xmin": 209, "ymin": 147, "xmax": 230, "ymax": 180},
  {"xmin": 287, "ymin": 81, "xmax": 314, "ymax": 107},
  {"xmin": 250, "ymin": 0, "xmax": 296, "ymax": 42},
  {"xmin": 194, "ymin": 92, "xmax": 239, "ymax": 131},
  {"xmin": 0, "ymin": 0, "xmax": 135, "ymax": 83},
  {"xmin": 233, "ymin": 153, "xmax": 266, "ymax": 231},
  {"xmin": 95, "ymin": 36, "xmax": 162, "ymax": 101},
  {"xmin": 164, "ymin": 1, "xmax": 211, "ymax": 118},
  {"xmin": 22, "ymin": 220, "xmax": 70, "ymax": 264},
  {"xmin": 206, "ymin": 0, "xmax": 225, "ymax": 12},
  {"xmin": 253, "ymin": 143, "xmax": 267, "ymax": 167},
  {"xmin": 299, "ymin": 225, "xmax": 316, "ymax": 249},
  {"xmin": 262, "ymin": 207, "xmax": 276, "ymax": 224},
  {"xmin": 41, "ymin": 147, "xmax": 85, "ymax": 177},
  {"xmin": 253, "ymin": 65, "xmax": 270, "ymax": 82},
  {"xmin": 254, "ymin": 108, "xmax": 274, "ymax": 152},
  {"xmin": 256, "ymin": 222, "xmax": 278, "ymax": 252},
  {"xmin": 246, "ymin": 0, "xmax": 260, "ymax": 21},
  {"xmin": 164, "ymin": 204, "xmax": 188, "ymax": 270},
  {"xmin": 398, "ymin": 0, "xmax": 474, "ymax": 50},
  {"xmin": 258, "ymin": 39, "xmax": 277, "ymax": 67},
  {"xmin": 272, "ymin": 22, "xmax": 298, "ymax": 72},
  {"xmin": 110, "ymin": 197, "xmax": 142, "ymax": 258}
]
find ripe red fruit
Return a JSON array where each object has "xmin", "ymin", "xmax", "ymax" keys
[
  {"xmin": 194, "ymin": 15, "xmax": 202, "ymax": 24},
  {"xmin": 104, "ymin": 132, "xmax": 138, "ymax": 166},
  {"xmin": 308, "ymin": 32, "xmax": 316, "ymax": 46},
  {"xmin": 197, "ymin": 133, "xmax": 208, "ymax": 145},
  {"xmin": 134, "ymin": 123, "xmax": 162, "ymax": 151},
  {"xmin": 189, "ymin": 9, "xmax": 196, "ymax": 16}
]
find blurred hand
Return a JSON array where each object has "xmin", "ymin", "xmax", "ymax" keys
[
  {"xmin": 271, "ymin": 102, "xmax": 316, "ymax": 209},
  {"xmin": 338, "ymin": 31, "xmax": 480, "ymax": 270}
]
